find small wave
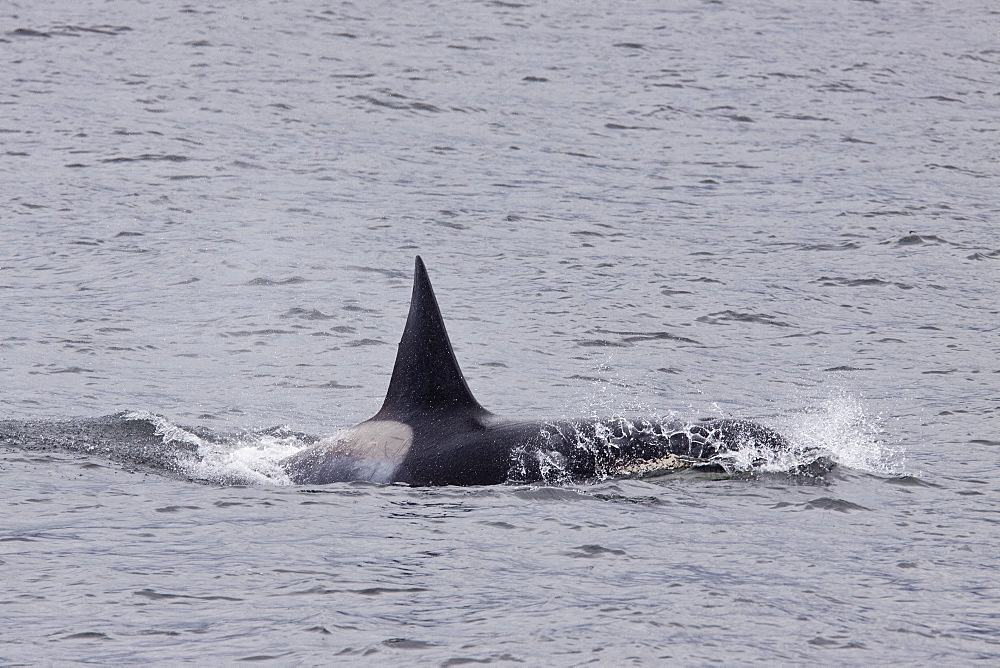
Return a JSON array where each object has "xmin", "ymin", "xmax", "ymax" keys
[
  {"xmin": 246, "ymin": 276, "xmax": 307, "ymax": 286},
  {"xmin": 815, "ymin": 276, "xmax": 914, "ymax": 290},
  {"xmin": 123, "ymin": 410, "xmax": 204, "ymax": 449},
  {"xmin": 697, "ymin": 310, "xmax": 793, "ymax": 328}
]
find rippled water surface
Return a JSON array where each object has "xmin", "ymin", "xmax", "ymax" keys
[{"xmin": 2, "ymin": 0, "xmax": 998, "ymax": 663}]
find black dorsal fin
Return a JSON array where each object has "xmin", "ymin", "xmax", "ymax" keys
[{"xmin": 374, "ymin": 256, "xmax": 487, "ymax": 420}]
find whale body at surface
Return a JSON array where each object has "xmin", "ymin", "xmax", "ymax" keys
[{"xmin": 281, "ymin": 257, "xmax": 791, "ymax": 486}]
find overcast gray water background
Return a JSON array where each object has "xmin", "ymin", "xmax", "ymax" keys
[{"xmin": 2, "ymin": 0, "xmax": 998, "ymax": 664}]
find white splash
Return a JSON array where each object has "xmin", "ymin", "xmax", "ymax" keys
[
  {"xmin": 711, "ymin": 434, "xmax": 823, "ymax": 475},
  {"xmin": 182, "ymin": 433, "xmax": 306, "ymax": 486},
  {"xmin": 124, "ymin": 411, "xmax": 309, "ymax": 485},
  {"xmin": 780, "ymin": 391, "xmax": 904, "ymax": 476}
]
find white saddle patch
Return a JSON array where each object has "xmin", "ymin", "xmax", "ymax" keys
[{"xmin": 302, "ymin": 420, "xmax": 414, "ymax": 483}]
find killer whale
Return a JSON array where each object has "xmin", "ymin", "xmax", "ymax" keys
[{"xmin": 280, "ymin": 257, "xmax": 790, "ymax": 486}]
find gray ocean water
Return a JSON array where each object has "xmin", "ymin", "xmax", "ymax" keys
[{"xmin": 2, "ymin": 0, "xmax": 998, "ymax": 663}]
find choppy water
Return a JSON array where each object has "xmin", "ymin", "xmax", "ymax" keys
[{"xmin": 2, "ymin": 0, "xmax": 998, "ymax": 663}]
